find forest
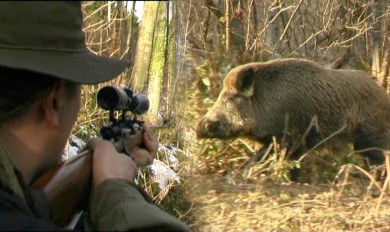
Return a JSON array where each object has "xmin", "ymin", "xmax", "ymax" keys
[{"xmin": 72, "ymin": 1, "xmax": 390, "ymax": 231}]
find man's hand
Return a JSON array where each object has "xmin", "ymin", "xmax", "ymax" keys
[
  {"xmin": 130, "ymin": 124, "xmax": 158, "ymax": 167},
  {"xmin": 86, "ymin": 138, "xmax": 138, "ymax": 187},
  {"xmin": 85, "ymin": 124, "xmax": 158, "ymax": 187}
]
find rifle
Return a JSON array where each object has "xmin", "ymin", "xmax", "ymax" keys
[{"xmin": 32, "ymin": 86, "xmax": 151, "ymax": 227}]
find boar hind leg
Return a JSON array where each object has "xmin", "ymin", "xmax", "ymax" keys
[
  {"xmin": 355, "ymin": 146, "xmax": 385, "ymax": 167},
  {"xmin": 353, "ymin": 128, "xmax": 386, "ymax": 168},
  {"xmin": 354, "ymin": 143, "xmax": 386, "ymax": 181}
]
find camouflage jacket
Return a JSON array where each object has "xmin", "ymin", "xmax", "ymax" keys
[{"xmin": 0, "ymin": 141, "xmax": 191, "ymax": 231}]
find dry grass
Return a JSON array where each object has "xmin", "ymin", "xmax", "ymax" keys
[
  {"xmin": 189, "ymin": 175, "xmax": 390, "ymax": 231},
  {"xmin": 184, "ymin": 139, "xmax": 390, "ymax": 232}
]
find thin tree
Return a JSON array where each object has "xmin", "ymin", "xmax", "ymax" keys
[
  {"xmin": 147, "ymin": 2, "xmax": 168, "ymax": 124},
  {"xmin": 130, "ymin": 2, "xmax": 160, "ymax": 93},
  {"xmin": 166, "ymin": 1, "xmax": 177, "ymax": 121}
]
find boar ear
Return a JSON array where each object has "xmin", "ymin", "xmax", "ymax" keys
[{"xmin": 237, "ymin": 68, "xmax": 255, "ymax": 97}]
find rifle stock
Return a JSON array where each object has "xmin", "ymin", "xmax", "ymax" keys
[{"xmin": 32, "ymin": 149, "xmax": 92, "ymax": 227}]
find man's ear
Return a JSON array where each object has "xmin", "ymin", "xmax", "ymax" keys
[{"xmin": 40, "ymin": 83, "xmax": 62, "ymax": 128}]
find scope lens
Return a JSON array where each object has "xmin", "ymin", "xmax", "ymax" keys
[
  {"xmin": 97, "ymin": 86, "xmax": 121, "ymax": 110},
  {"xmin": 97, "ymin": 86, "xmax": 149, "ymax": 113}
]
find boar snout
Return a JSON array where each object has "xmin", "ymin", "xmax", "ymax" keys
[
  {"xmin": 204, "ymin": 120, "xmax": 220, "ymax": 136},
  {"xmin": 196, "ymin": 117, "xmax": 232, "ymax": 139},
  {"xmin": 196, "ymin": 118, "xmax": 218, "ymax": 138}
]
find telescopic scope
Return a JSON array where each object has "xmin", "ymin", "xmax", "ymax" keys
[{"xmin": 97, "ymin": 86, "xmax": 149, "ymax": 114}]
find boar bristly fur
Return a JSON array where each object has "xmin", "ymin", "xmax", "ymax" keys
[{"xmin": 196, "ymin": 58, "xmax": 390, "ymax": 178}]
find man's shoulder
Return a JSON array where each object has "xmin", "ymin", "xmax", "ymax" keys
[
  {"xmin": 0, "ymin": 180, "xmax": 28, "ymax": 213},
  {"xmin": 0, "ymin": 183, "xmax": 61, "ymax": 231}
]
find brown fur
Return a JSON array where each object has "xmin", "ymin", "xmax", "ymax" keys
[{"xmin": 196, "ymin": 58, "xmax": 390, "ymax": 171}]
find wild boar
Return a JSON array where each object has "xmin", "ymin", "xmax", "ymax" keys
[{"xmin": 196, "ymin": 58, "xmax": 390, "ymax": 178}]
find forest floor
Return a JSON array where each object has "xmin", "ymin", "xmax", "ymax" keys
[
  {"xmin": 188, "ymin": 172, "xmax": 390, "ymax": 231},
  {"xmin": 184, "ymin": 149, "xmax": 390, "ymax": 232}
]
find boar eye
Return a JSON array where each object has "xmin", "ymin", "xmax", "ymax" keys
[
  {"xmin": 222, "ymin": 96, "xmax": 232, "ymax": 104},
  {"xmin": 223, "ymin": 96, "xmax": 238, "ymax": 110},
  {"xmin": 222, "ymin": 96, "xmax": 228, "ymax": 103}
]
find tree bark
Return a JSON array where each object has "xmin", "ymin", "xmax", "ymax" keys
[
  {"xmin": 130, "ymin": 2, "xmax": 160, "ymax": 92},
  {"xmin": 147, "ymin": 2, "xmax": 167, "ymax": 124}
]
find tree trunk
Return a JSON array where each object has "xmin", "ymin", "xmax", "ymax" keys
[
  {"xmin": 147, "ymin": 2, "xmax": 167, "ymax": 124},
  {"xmin": 130, "ymin": 2, "xmax": 160, "ymax": 93},
  {"xmin": 166, "ymin": 1, "xmax": 177, "ymax": 121},
  {"xmin": 125, "ymin": 1, "xmax": 137, "ymax": 59},
  {"xmin": 225, "ymin": 0, "xmax": 231, "ymax": 54}
]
